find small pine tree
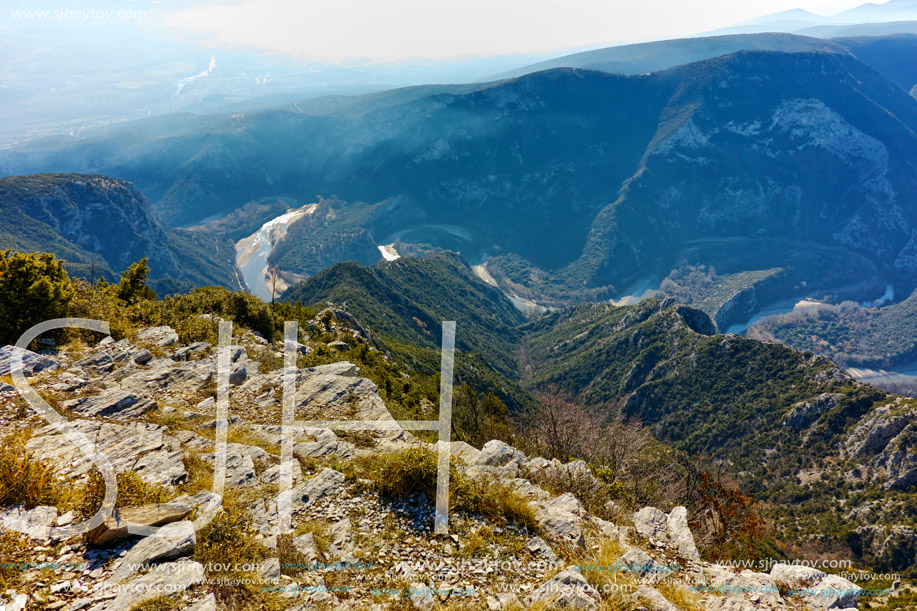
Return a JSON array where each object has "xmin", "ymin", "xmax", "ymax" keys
[{"xmin": 116, "ymin": 258, "xmax": 156, "ymax": 305}]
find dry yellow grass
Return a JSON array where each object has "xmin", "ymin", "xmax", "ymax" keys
[
  {"xmin": 0, "ymin": 530, "xmax": 29, "ymax": 588},
  {"xmin": 452, "ymin": 476, "xmax": 538, "ymax": 531},
  {"xmin": 179, "ymin": 451, "xmax": 214, "ymax": 495},
  {"xmin": 192, "ymin": 501, "xmax": 282, "ymax": 611},
  {"xmin": 75, "ymin": 469, "xmax": 170, "ymax": 517},
  {"xmin": 655, "ymin": 580, "xmax": 704, "ymax": 611},
  {"xmin": 0, "ymin": 429, "xmax": 76, "ymax": 510}
]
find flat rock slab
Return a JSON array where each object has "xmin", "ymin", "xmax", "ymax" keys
[
  {"xmin": 97, "ymin": 560, "xmax": 205, "ymax": 610},
  {"xmin": 292, "ymin": 468, "xmax": 346, "ymax": 514},
  {"xmin": 88, "ymin": 503, "xmax": 193, "ymax": 547},
  {"xmin": 119, "ymin": 359, "xmax": 213, "ymax": 399},
  {"xmin": 529, "ymin": 566, "xmax": 599, "ymax": 610},
  {"xmin": 173, "ymin": 429, "xmax": 213, "ymax": 451},
  {"xmin": 0, "ymin": 345, "xmax": 59, "ymax": 377},
  {"xmin": 136, "ymin": 326, "xmax": 179, "ymax": 347},
  {"xmin": 170, "ymin": 490, "xmax": 222, "ymax": 516},
  {"xmin": 294, "ymin": 373, "xmax": 393, "ymax": 422},
  {"xmin": 108, "ymin": 521, "xmax": 196, "ymax": 583},
  {"xmin": 294, "ymin": 428, "xmax": 355, "ymax": 459},
  {"xmin": 248, "ymin": 468, "xmax": 346, "ymax": 534},
  {"xmin": 245, "ymin": 424, "xmax": 313, "ymax": 447},
  {"xmin": 72, "ymin": 352, "xmax": 116, "ymax": 373},
  {"xmin": 260, "ymin": 459, "xmax": 302, "ymax": 485},
  {"xmin": 0, "ymin": 505, "xmax": 58, "ymax": 542},
  {"xmin": 199, "ymin": 444, "xmax": 258, "ymax": 487},
  {"xmin": 61, "ymin": 390, "xmax": 158, "ymax": 420},
  {"xmin": 26, "ymin": 419, "xmax": 187, "ymax": 487}
]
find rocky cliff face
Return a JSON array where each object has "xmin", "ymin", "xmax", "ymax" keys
[
  {"xmin": 0, "ymin": 174, "xmax": 236, "ymax": 290},
  {"xmin": 0, "ymin": 313, "xmax": 895, "ymax": 611},
  {"xmin": 580, "ymin": 52, "xmax": 917, "ymax": 291},
  {"xmin": 0, "ymin": 174, "xmax": 180, "ymax": 276}
]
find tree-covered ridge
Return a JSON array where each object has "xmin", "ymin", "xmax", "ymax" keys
[
  {"xmin": 284, "ymin": 253, "xmax": 523, "ymax": 359},
  {"xmin": 282, "ymin": 251, "xmax": 531, "ymax": 410},
  {"xmin": 521, "ymin": 299, "xmax": 839, "ymax": 451},
  {"xmin": 520, "ymin": 297, "xmax": 917, "ymax": 574},
  {"xmin": 520, "ymin": 297, "xmax": 895, "ymax": 476},
  {"xmin": 752, "ymin": 288, "xmax": 917, "ymax": 370}
]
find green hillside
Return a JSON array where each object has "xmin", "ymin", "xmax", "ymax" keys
[
  {"xmin": 283, "ymin": 252, "xmax": 531, "ymax": 409},
  {"xmin": 754, "ymin": 287, "xmax": 917, "ymax": 369},
  {"xmin": 285, "ymin": 255, "xmax": 917, "ymax": 572}
]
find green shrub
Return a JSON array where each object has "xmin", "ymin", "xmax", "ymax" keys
[
  {"xmin": 116, "ymin": 257, "xmax": 156, "ymax": 305},
  {"xmin": 0, "ymin": 250, "xmax": 74, "ymax": 345}
]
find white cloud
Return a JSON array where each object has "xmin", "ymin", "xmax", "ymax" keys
[{"xmin": 162, "ymin": 0, "xmax": 868, "ymax": 63}]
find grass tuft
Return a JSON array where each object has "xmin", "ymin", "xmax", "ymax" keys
[
  {"xmin": 192, "ymin": 499, "xmax": 281, "ymax": 611},
  {"xmin": 0, "ymin": 430, "xmax": 74, "ymax": 510},
  {"xmin": 452, "ymin": 476, "xmax": 538, "ymax": 531},
  {"xmin": 355, "ymin": 446, "xmax": 439, "ymax": 499},
  {"xmin": 75, "ymin": 470, "xmax": 170, "ymax": 520}
]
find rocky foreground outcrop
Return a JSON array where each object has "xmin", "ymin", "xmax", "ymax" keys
[{"xmin": 0, "ymin": 323, "xmax": 876, "ymax": 610}]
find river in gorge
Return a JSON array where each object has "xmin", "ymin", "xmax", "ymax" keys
[{"xmin": 234, "ymin": 203, "xmax": 317, "ymax": 301}]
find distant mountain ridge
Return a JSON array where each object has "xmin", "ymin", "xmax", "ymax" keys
[
  {"xmin": 564, "ymin": 51, "xmax": 917, "ymax": 294},
  {"xmin": 490, "ymin": 33, "xmax": 850, "ymax": 80},
  {"xmin": 491, "ymin": 32, "xmax": 917, "ymax": 94},
  {"xmin": 4, "ymin": 49, "xmax": 917, "ymax": 308},
  {"xmin": 707, "ymin": 0, "xmax": 917, "ymax": 36}
]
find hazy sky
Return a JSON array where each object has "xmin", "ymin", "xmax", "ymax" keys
[{"xmin": 160, "ymin": 0, "xmax": 872, "ymax": 62}]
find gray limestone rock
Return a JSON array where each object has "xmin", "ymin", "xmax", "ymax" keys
[
  {"xmin": 108, "ymin": 521, "xmax": 196, "ymax": 583},
  {"xmin": 103, "ymin": 560, "xmax": 204, "ymax": 610},
  {"xmin": 61, "ymin": 390, "xmax": 158, "ymax": 420},
  {"xmin": 88, "ymin": 503, "xmax": 193, "ymax": 547},
  {"xmin": 136, "ymin": 326, "xmax": 179, "ymax": 347},
  {"xmin": 470, "ymin": 440, "xmax": 526, "ymax": 478},
  {"xmin": 535, "ymin": 493, "xmax": 586, "ymax": 548},
  {"xmin": 25, "ymin": 420, "xmax": 187, "ymax": 487},
  {"xmin": 0, "ymin": 505, "xmax": 58, "ymax": 542},
  {"xmin": 529, "ymin": 566, "xmax": 599, "ymax": 610},
  {"xmin": 0, "ymin": 345, "xmax": 59, "ymax": 376}
]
